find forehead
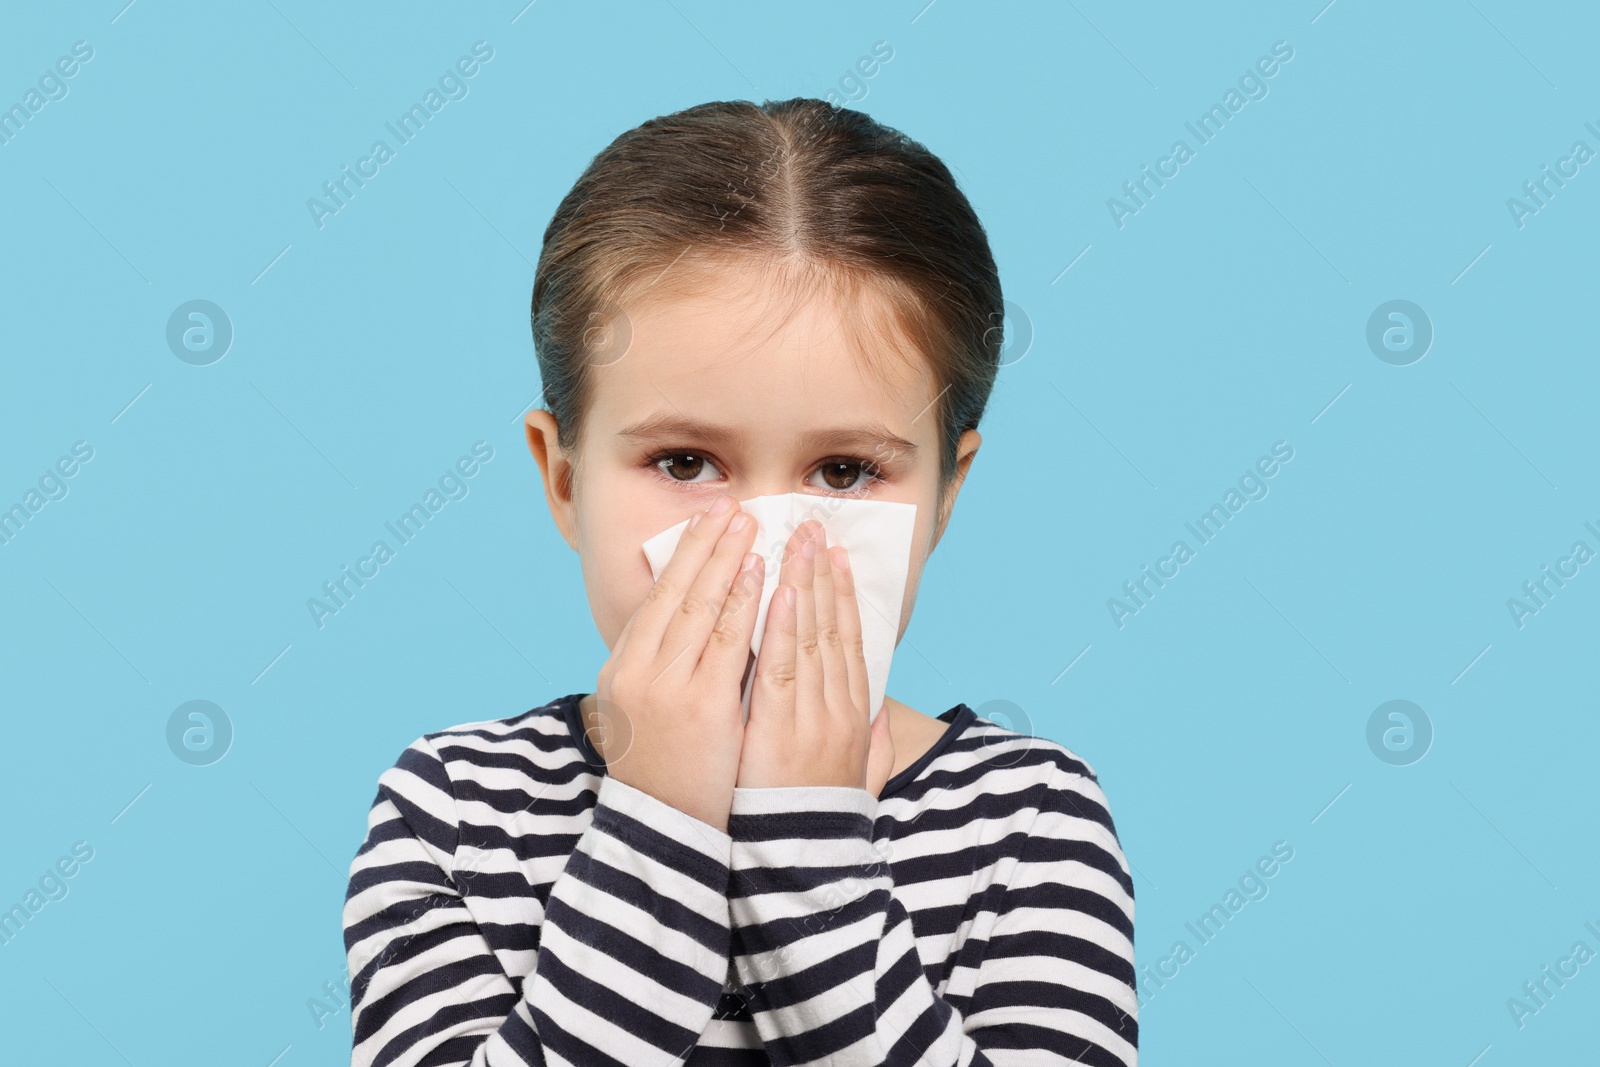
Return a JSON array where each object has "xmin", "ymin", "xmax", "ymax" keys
[{"xmin": 586, "ymin": 262, "xmax": 938, "ymax": 441}]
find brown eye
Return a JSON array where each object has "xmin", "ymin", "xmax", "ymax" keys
[
  {"xmin": 655, "ymin": 452, "xmax": 715, "ymax": 482},
  {"xmin": 816, "ymin": 460, "xmax": 876, "ymax": 492},
  {"xmin": 819, "ymin": 462, "xmax": 857, "ymax": 490}
]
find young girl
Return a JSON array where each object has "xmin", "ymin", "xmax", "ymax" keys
[{"xmin": 343, "ymin": 98, "xmax": 1137, "ymax": 1066}]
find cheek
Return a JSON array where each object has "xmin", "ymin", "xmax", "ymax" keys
[
  {"xmin": 588, "ymin": 541, "xmax": 642, "ymax": 644},
  {"xmin": 578, "ymin": 504, "xmax": 683, "ymax": 648},
  {"xmin": 890, "ymin": 528, "xmax": 933, "ymax": 641}
]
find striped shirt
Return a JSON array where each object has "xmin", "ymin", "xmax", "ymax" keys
[{"xmin": 343, "ymin": 692, "xmax": 1138, "ymax": 1066}]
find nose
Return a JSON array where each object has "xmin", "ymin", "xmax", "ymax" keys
[{"xmin": 724, "ymin": 485, "xmax": 784, "ymax": 507}]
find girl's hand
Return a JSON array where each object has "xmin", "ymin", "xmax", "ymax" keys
[
  {"xmin": 593, "ymin": 494, "xmax": 764, "ymax": 833},
  {"xmin": 738, "ymin": 520, "xmax": 896, "ymax": 795}
]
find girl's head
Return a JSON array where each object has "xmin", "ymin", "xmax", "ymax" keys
[{"xmin": 524, "ymin": 97, "xmax": 1003, "ymax": 651}]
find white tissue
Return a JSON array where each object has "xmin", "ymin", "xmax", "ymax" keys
[{"xmin": 641, "ymin": 493, "xmax": 917, "ymax": 725}]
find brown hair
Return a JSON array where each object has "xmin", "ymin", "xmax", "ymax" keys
[{"xmin": 530, "ymin": 97, "xmax": 1003, "ymax": 503}]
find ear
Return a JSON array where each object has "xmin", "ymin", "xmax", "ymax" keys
[
  {"xmin": 927, "ymin": 428, "xmax": 980, "ymax": 555},
  {"xmin": 524, "ymin": 408, "xmax": 580, "ymax": 551}
]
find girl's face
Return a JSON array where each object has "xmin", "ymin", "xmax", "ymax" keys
[{"xmin": 525, "ymin": 261, "xmax": 981, "ymax": 652}]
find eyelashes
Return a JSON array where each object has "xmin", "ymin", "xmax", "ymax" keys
[
  {"xmin": 643, "ymin": 448, "xmax": 884, "ymax": 495},
  {"xmin": 812, "ymin": 457, "xmax": 885, "ymax": 495}
]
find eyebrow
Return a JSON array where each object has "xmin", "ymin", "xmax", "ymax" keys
[{"xmin": 617, "ymin": 412, "xmax": 919, "ymax": 457}]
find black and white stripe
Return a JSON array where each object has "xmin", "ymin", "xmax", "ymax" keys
[{"xmin": 343, "ymin": 692, "xmax": 1137, "ymax": 1066}]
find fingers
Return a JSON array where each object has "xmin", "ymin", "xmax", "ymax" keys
[
  {"xmin": 631, "ymin": 494, "xmax": 746, "ymax": 657},
  {"xmin": 792, "ymin": 524, "xmax": 821, "ymax": 708},
  {"xmin": 751, "ymin": 525, "xmax": 808, "ymax": 729},
  {"xmin": 657, "ymin": 500, "xmax": 759, "ymax": 678},
  {"xmin": 744, "ymin": 519, "xmax": 876, "ymax": 791},
  {"xmin": 752, "ymin": 582, "xmax": 797, "ymax": 726},
  {"xmin": 702, "ymin": 548, "xmax": 765, "ymax": 689},
  {"xmin": 828, "ymin": 543, "xmax": 872, "ymax": 720},
  {"xmin": 809, "ymin": 526, "xmax": 857, "ymax": 722}
]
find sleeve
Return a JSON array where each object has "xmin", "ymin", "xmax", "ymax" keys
[
  {"xmin": 342, "ymin": 735, "xmax": 737, "ymax": 1067},
  {"xmin": 723, "ymin": 764, "xmax": 1137, "ymax": 1067}
]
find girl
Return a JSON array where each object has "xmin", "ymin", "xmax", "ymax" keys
[{"xmin": 343, "ymin": 98, "xmax": 1137, "ymax": 1066}]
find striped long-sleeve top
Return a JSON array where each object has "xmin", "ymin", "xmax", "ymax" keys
[{"xmin": 343, "ymin": 692, "xmax": 1138, "ymax": 1066}]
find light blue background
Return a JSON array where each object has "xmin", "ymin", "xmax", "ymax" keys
[{"xmin": 2, "ymin": 1, "xmax": 1595, "ymax": 1063}]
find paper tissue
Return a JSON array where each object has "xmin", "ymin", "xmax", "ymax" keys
[{"xmin": 640, "ymin": 492, "xmax": 917, "ymax": 724}]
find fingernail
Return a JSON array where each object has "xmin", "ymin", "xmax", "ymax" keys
[
  {"xmin": 833, "ymin": 547, "xmax": 849, "ymax": 570},
  {"xmin": 730, "ymin": 513, "xmax": 751, "ymax": 532},
  {"xmin": 687, "ymin": 511, "xmax": 703, "ymax": 531},
  {"xmin": 711, "ymin": 495, "xmax": 734, "ymax": 515},
  {"xmin": 800, "ymin": 538, "xmax": 816, "ymax": 560},
  {"xmin": 740, "ymin": 551, "xmax": 760, "ymax": 571}
]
